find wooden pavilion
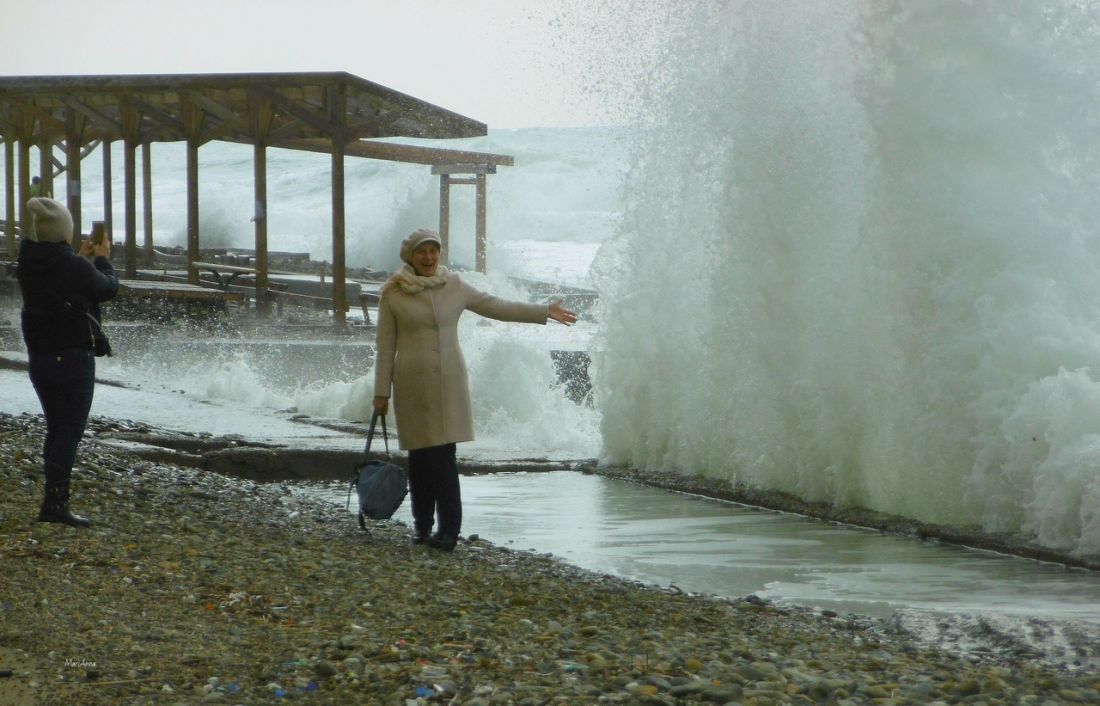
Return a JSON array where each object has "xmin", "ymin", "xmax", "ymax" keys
[{"xmin": 0, "ymin": 72, "xmax": 514, "ymax": 326}]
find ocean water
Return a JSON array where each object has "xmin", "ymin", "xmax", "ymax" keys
[
  {"xmin": 0, "ymin": 128, "xmax": 615, "ymax": 461},
  {"xmin": 594, "ymin": 0, "xmax": 1100, "ymax": 559}
]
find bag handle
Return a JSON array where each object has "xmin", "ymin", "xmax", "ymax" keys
[
  {"xmin": 347, "ymin": 410, "xmax": 391, "ymax": 511},
  {"xmin": 364, "ymin": 410, "xmax": 390, "ymax": 456}
]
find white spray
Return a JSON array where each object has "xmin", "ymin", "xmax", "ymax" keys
[{"xmin": 594, "ymin": 0, "xmax": 1100, "ymax": 555}]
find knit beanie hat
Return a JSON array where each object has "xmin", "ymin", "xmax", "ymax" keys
[
  {"xmin": 27, "ymin": 197, "xmax": 73, "ymax": 243},
  {"xmin": 399, "ymin": 228, "xmax": 442, "ymax": 265}
]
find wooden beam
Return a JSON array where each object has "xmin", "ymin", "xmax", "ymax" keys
[
  {"xmin": 430, "ymin": 163, "xmax": 497, "ymax": 175},
  {"xmin": 63, "ymin": 97, "xmax": 122, "ymax": 135},
  {"xmin": 253, "ymin": 86, "xmax": 341, "ymax": 138},
  {"xmin": 182, "ymin": 89, "xmax": 240, "ymax": 124},
  {"xmin": 266, "ymin": 137, "xmax": 513, "ymax": 168},
  {"xmin": 125, "ymin": 96, "xmax": 185, "ymax": 135},
  {"xmin": 10, "ymin": 99, "xmax": 66, "ymax": 135}
]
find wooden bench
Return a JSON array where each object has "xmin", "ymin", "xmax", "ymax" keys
[{"xmin": 191, "ymin": 261, "xmax": 262, "ymax": 291}]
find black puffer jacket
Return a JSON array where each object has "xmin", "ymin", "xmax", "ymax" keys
[{"xmin": 17, "ymin": 240, "xmax": 119, "ymax": 354}]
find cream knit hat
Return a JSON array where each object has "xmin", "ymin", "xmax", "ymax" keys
[
  {"xmin": 399, "ymin": 228, "xmax": 442, "ymax": 265},
  {"xmin": 27, "ymin": 198, "xmax": 73, "ymax": 243}
]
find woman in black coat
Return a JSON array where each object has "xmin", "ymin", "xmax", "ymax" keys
[{"xmin": 17, "ymin": 198, "xmax": 118, "ymax": 527}]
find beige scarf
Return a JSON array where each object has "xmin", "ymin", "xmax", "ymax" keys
[{"xmin": 382, "ymin": 264, "xmax": 449, "ymax": 295}]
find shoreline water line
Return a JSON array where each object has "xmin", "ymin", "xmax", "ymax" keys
[
  {"xmin": 51, "ymin": 402, "xmax": 1100, "ymax": 574},
  {"xmin": 75, "ymin": 412, "xmax": 1100, "ymax": 574}
]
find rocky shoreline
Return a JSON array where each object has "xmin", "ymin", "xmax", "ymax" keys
[{"xmin": 1, "ymin": 411, "xmax": 1099, "ymax": 705}]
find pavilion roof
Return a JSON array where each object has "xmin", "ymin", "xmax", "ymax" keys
[{"xmin": 0, "ymin": 72, "xmax": 490, "ymax": 148}]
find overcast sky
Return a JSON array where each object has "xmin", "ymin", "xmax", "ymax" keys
[{"xmin": 0, "ymin": 0, "xmax": 654, "ymax": 128}]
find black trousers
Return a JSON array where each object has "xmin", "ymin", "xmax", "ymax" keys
[
  {"xmin": 28, "ymin": 348, "xmax": 96, "ymax": 487},
  {"xmin": 407, "ymin": 443, "xmax": 460, "ymax": 538}
]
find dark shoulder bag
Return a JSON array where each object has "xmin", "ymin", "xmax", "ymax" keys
[
  {"xmin": 62, "ymin": 299, "xmax": 112, "ymax": 357},
  {"xmin": 346, "ymin": 412, "xmax": 407, "ymax": 529}
]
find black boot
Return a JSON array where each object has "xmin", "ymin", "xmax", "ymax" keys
[
  {"xmin": 426, "ymin": 533, "xmax": 457, "ymax": 552},
  {"xmin": 411, "ymin": 524, "xmax": 431, "ymax": 545},
  {"xmin": 38, "ymin": 480, "xmax": 91, "ymax": 528}
]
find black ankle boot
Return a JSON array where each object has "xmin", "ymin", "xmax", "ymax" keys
[
  {"xmin": 426, "ymin": 533, "xmax": 457, "ymax": 552},
  {"xmin": 38, "ymin": 480, "xmax": 91, "ymax": 528},
  {"xmin": 410, "ymin": 523, "xmax": 432, "ymax": 545}
]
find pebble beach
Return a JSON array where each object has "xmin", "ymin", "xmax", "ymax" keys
[{"xmin": 1, "ymin": 411, "xmax": 1099, "ymax": 706}]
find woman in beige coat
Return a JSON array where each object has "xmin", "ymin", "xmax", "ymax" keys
[{"xmin": 372, "ymin": 229, "xmax": 576, "ymax": 550}]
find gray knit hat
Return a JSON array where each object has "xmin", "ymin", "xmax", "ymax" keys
[
  {"xmin": 399, "ymin": 228, "xmax": 442, "ymax": 265},
  {"xmin": 27, "ymin": 197, "xmax": 73, "ymax": 243}
]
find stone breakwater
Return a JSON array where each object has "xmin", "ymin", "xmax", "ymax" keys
[{"xmin": 1, "ymin": 412, "xmax": 1098, "ymax": 705}]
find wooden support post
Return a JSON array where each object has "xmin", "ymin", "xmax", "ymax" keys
[
  {"xmin": 18, "ymin": 140, "xmax": 30, "ymax": 234},
  {"xmin": 248, "ymin": 92, "xmax": 274, "ymax": 318},
  {"xmin": 120, "ymin": 104, "xmax": 141, "ymax": 277},
  {"xmin": 102, "ymin": 140, "xmax": 113, "ymax": 239},
  {"xmin": 39, "ymin": 139, "xmax": 53, "ymax": 197},
  {"xmin": 65, "ymin": 110, "xmax": 84, "ymax": 236},
  {"xmin": 142, "ymin": 143, "xmax": 154, "ymax": 266},
  {"xmin": 329, "ymin": 83, "xmax": 347, "ymax": 330},
  {"xmin": 123, "ymin": 140, "xmax": 137, "ymax": 277},
  {"xmin": 439, "ymin": 174, "xmax": 451, "ymax": 264},
  {"xmin": 3, "ymin": 134, "xmax": 13, "ymax": 256},
  {"xmin": 475, "ymin": 172, "xmax": 487, "ymax": 274},
  {"xmin": 254, "ymin": 141, "xmax": 270, "ymax": 317},
  {"xmin": 331, "ymin": 142, "xmax": 346, "ymax": 328},
  {"xmin": 186, "ymin": 139, "xmax": 199, "ymax": 284},
  {"xmin": 182, "ymin": 98, "xmax": 203, "ymax": 285}
]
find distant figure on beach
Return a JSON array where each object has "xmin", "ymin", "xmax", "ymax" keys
[
  {"xmin": 17, "ymin": 198, "xmax": 118, "ymax": 527},
  {"xmin": 372, "ymin": 228, "xmax": 576, "ymax": 551}
]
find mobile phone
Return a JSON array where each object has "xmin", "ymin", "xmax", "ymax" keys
[{"xmin": 90, "ymin": 222, "xmax": 106, "ymax": 246}]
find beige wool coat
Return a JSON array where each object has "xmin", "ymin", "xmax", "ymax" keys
[{"xmin": 373, "ymin": 273, "xmax": 548, "ymax": 450}]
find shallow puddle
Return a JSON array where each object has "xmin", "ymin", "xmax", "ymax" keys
[{"xmin": 307, "ymin": 470, "xmax": 1100, "ymax": 669}]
